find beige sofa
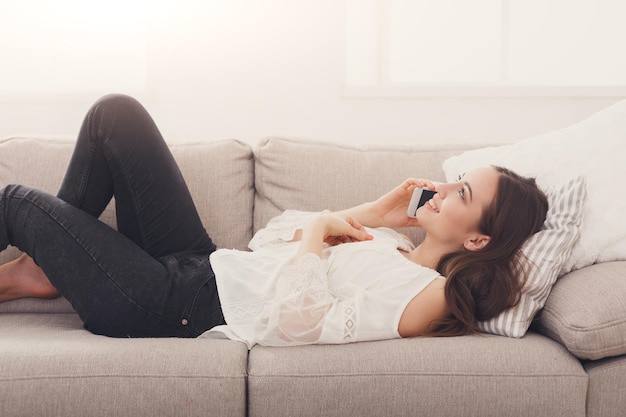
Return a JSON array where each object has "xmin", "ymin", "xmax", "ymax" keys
[{"xmin": 0, "ymin": 136, "xmax": 624, "ymax": 417}]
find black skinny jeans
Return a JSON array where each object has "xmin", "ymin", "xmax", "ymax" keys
[{"xmin": 0, "ymin": 94, "xmax": 225, "ymax": 337}]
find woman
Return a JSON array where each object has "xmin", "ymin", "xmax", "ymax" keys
[{"xmin": 0, "ymin": 95, "xmax": 548, "ymax": 347}]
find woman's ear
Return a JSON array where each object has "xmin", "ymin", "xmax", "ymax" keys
[{"xmin": 464, "ymin": 234, "xmax": 491, "ymax": 251}]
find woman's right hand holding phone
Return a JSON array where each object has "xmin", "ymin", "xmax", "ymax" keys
[
  {"xmin": 368, "ymin": 178, "xmax": 437, "ymax": 228},
  {"xmin": 336, "ymin": 178, "xmax": 437, "ymax": 229}
]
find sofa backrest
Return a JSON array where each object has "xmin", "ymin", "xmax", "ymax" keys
[
  {"xmin": 0, "ymin": 137, "xmax": 255, "ymax": 266},
  {"xmin": 254, "ymin": 137, "xmax": 488, "ymax": 245}
]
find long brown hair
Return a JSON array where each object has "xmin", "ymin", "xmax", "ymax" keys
[{"xmin": 428, "ymin": 166, "xmax": 548, "ymax": 336}]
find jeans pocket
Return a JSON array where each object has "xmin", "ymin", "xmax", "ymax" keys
[{"xmin": 179, "ymin": 261, "xmax": 225, "ymax": 337}]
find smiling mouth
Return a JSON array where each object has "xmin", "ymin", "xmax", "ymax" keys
[{"xmin": 427, "ymin": 199, "xmax": 439, "ymax": 213}]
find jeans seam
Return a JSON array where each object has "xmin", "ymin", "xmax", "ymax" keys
[
  {"xmin": 182, "ymin": 279, "xmax": 208, "ymax": 337},
  {"xmin": 102, "ymin": 136, "xmax": 151, "ymax": 254}
]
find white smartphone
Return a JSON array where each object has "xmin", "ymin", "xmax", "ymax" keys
[{"xmin": 407, "ymin": 187, "xmax": 437, "ymax": 218}]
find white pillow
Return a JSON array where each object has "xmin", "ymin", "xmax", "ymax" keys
[
  {"xmin": 478, "ymin": 175, "xmax": 587, "ymax": 337},
  {"xmin": 443, "ymin": 99, "xmax": 626, "ymax": 272}
]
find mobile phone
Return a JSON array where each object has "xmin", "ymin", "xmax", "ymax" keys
[{"xmin": 407, "ymin": 187, "xmax": 437, "ymax": 218}]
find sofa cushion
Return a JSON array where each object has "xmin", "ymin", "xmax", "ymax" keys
[
  {"xmin": 0, "ymin": 313, "xmax": 248, "ymax": 417},
  {"xmin": 248, "ymin": 333, "xmax": 587, "ymax": 417},
  {"xmin": 0, "ymin": 136, "xmax": 254, "ymax": 313},
  {"xmin": 0, "ymin": 137, "xmax": 254, "ymax": 255},
  {"xmin": 584, "ymin": 355, "xmax": 626, "ymax": 417},
  {"xmin": 169, "ymin": 140, "xmax": 254, "ymax": 251},
  {"xmin": 253, "ymin": 136, "xmax": 490, "ymax": 244},
  {"xmin": 537, "ymin": 261, "xmax": 626, "ymax": 360},
  {"xmin": 0, "ymin": 294, "xmax": 75, "ymax": 314}
]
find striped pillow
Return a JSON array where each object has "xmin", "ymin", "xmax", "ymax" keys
[{"xmin": 478, "ymin": 175, "xmax": 587, "ymax": 337}]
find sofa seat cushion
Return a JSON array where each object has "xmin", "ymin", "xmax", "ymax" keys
[
  {"xmin": 537, "ymin": 261, "xmax": 626, "ymax": 360},
  {"xmin": 584, "ymin": 355, "xmax": 626, "ymax": 417},
  {"xmin": 0, "ymin": 295, "xmax": 75, "ymax": 314},
  {"xmin": 0, "ymin": 313, "xmax": 248, "ymax": 417},
  {"xmin": 248, "ymin": 333, "xmax": 587, "ymax": 417}
]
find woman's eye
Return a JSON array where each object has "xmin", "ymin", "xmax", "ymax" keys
[{"xmin": 458, "ymin": 187, "xmax": 465, "ymax": 200}]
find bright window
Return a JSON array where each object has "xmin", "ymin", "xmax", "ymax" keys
[{"xmin": 345, "ymin": 0, "xmax": 626, "ymax": 96}]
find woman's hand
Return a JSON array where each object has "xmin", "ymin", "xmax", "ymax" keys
[
  {"xmin": 318, "ymin": 212, "xmax": 373, "ymax": 246},
  {"xmin": 369, "ymin": 178, "xmax": 437, "ymax": 228},
  {"xmin": 294, "ymin": 212, "xmax": 373, "ymax": 261}
]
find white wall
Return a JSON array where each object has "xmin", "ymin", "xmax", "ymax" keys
[{"xmin": 0, "ymin": 0, "xmax": 622, "ymax": 146}]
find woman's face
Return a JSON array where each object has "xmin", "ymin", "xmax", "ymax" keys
[{"xmin": 416, "ymin": 166, "xmax": 499, "ymax": 251}]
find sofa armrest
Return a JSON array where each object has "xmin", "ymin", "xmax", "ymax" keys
[{"xmin": 536, "ymin": 261, "xmax": 626, "ymax": 360}]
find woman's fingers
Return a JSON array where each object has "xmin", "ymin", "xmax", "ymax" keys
[
  {"xmin": 322, "ymin": 214, "xmax": 372, "ymax": 245},
  {"xmin": 402, "ymin": 178, "xmax": 436, "ymax": 192},
  {"xmin": 346, "ymin": 216, "xmax": 372, "ymax": 240}
]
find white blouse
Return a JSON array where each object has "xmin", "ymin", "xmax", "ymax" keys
[{"xmin": 201, "ymin": 210, "xmax": 442, "ymax": 348}]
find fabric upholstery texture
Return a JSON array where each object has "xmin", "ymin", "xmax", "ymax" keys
[
  {"xmin": 0, "ymin": 314, "xmax": 248, "ymax": 417},
  {"xmin": 584, "ymin": 356, "xmax": 626, "ymax": 417},
  {"xmin": 248, "ymin": 333, "xmax": 587, "ymax": 417},
  {"xmin": 538, "ymin": 261, "xmax": 626, "ymax": 360},
  {"xmin": 253, "ymin": 136, "xmax": 489, "ymax": 241},
  {"xmin": 0, "ymin": 294, "xmax": 75, "ymax": 314}
]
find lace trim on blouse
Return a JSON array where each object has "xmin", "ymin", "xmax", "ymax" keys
[{"xmin": 343, "ymin": 301, "xmax": 356, "ymax": 342}]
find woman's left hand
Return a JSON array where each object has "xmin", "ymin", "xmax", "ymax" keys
[
  {"xmin": 313, "ymin": 212, "xmax": 372, "ymax": 245},
  {"xmin": 294, "ymin": 212, "xmax": 373, "ymax": 261},
  {"xmin": 317, "ymin": 212, "xmax": 373, "ymax": 246}
]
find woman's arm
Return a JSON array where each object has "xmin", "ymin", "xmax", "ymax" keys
[{"xmin": 398, "ymin": 278, "xmax": 449, "ymax": 337}]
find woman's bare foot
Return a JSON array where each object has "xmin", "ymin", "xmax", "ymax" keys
[{"xmin": 0, "ymin": 253, "xmax": 60, "ymax": 303}]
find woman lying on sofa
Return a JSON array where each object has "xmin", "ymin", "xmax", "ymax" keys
[{"xmin": 0, "ymin": 95, "xmax": 548, "ymax": 347}]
